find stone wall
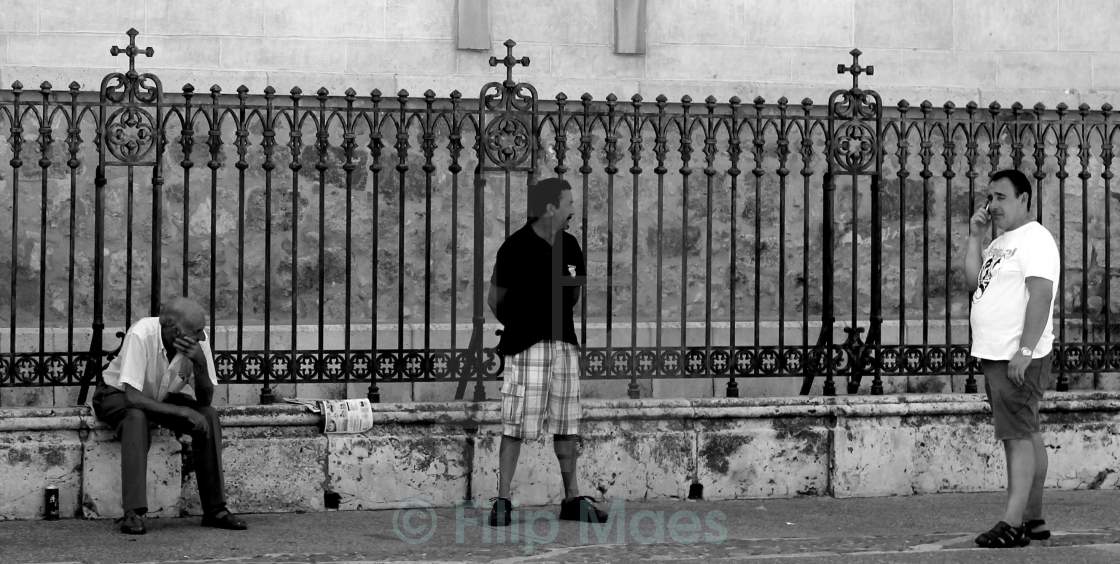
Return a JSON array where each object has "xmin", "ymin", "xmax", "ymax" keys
[
  {"xmin": 2, "ymin": 392, "xmax": 1118, "ymax": 520},
  {"xmin": 4, "ymin": 1, "xmax": 1120, "ymax": 106}
]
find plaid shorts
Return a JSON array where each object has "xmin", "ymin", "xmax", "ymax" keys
[{"xmin": 500, "ymin": 340, "xmax": 582, "ymax": 439}]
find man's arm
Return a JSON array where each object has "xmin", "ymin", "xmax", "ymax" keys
[
  {"xmin": 176, "ymin": 334, "xmax": 215, "ymax": 407},
  {"xmin": 489, "ymin": 242, "xmax": 512, "ymax": 325},
  {"xmin": 1018, "ymin": 277, "xmax": 1054, "ymax": 354},
  {"xmin": 1006, "ymin": 276, "xmax": 1055, "ymax": 385},
  {"xmin": 123, "ymin": 383, "xmax": 208, "ymax": 432},
  {"xmin": 965, "ymin": 236, "xmax": 983, "ymax": 293},
  {"xmin": 965, "ymin": 203, "xmax": 991, "ymax": 293},
  {"xmin": 488, "ymin": 283, "xmax": 509, "ymax": 325},
  {"xmin": 121, "ymin": 383, "xmax": 193, "ymax": 418},
  {"xmin": 192, "ymin": 361, "xmax": 215, "ymax": 407}
]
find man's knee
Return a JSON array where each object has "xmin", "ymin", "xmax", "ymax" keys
[
  {"xmin": 197, "ymin": 405, "xmax": 219, "ymax": 423},
  {"xmin": 553, "ymin": 434, "xmax": 581, "ymax": 451},
  {"xmin": 120, "ymin": 408, "xmax": 148, "ymax": 429},
  {"xmin": 192, "ymin": 406, "xmax": 221, "ymax": 436}
]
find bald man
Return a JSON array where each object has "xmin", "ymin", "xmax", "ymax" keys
[{"xmin": 92, "ymin": 297, "xmax": 247, "ymax": 534}]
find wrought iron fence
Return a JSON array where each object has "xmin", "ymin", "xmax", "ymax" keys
[{"xmin": 1, "ymin": 31, "xmax": 1117, "ymax": 403}]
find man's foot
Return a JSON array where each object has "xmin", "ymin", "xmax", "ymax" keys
[
  {"xmin": 489, "ymin": 497, "xmax": 512, "ymax": 527},
  {"xmin": 559, "ymin": 496, "xmax": 608, "ymax": 523},
  {"xmin": 1025, "ymin": 518, "xmax": 1051, "ymax": 540},
  {"xmin": 201, "ymin": 509, "xmax": 247, "ymax": 530},
  {"xmin": 974, "ymin": 521, "xmax": 1029, "ymax": 548},
  {"xmin": 118, "ymin": 510, "xmax": 146, "ymax": 535}
]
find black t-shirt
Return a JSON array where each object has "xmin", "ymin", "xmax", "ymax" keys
[{"xmin": 491, "ymin": 223, "xmax": 586, "ymax": 356}]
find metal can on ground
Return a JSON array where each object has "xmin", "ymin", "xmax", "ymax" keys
[{"xmin": 44, "ymin": 485, "xmax": 60, "ymax": 520}]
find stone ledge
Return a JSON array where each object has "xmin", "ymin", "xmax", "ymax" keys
[
  {"xmin": 6, "ymin": 391, "xmax": 1117, "ymax": 429},
  {"xmin": 2, "ymin": 391, "xmax": 1118, "ymax": 520}
]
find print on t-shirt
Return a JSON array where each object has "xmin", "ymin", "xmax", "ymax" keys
[{"xmin": 973, "ymin": 247, "xmax": 1016, "ymax": 303}]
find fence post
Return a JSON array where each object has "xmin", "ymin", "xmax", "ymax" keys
[{"xmin": 458, "ymin": 39, "xmax": 538, "ymax": 401}]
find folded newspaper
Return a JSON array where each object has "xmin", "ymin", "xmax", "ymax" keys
[{"xmin": 284, "ymin": 398, "xmax": 375, "ymax": 434}]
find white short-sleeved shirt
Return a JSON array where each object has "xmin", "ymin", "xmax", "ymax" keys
[
  {"xmin": 970, "ymin": 221, "xmax": 1061, "ymax": 361},
  {"xmin": 101, "ymin": 317, "xmax": 219, "ymax": 402}
]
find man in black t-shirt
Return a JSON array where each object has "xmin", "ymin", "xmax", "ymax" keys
[{"xmin": 486, "ymin": 177, "xmax": 608, "ymax": 526}]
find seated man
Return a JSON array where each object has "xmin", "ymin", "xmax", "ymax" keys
[{"xmin": 92, "ymin": 297, "xmax": 247, "ymax": 535}]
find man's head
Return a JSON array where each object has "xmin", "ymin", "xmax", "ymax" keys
[
  {"xmin": 159, "ymin": 297, "xmax": 207, "ymax": 343},
  {"xmin": 987, "ymin": 169, "xmax": 1034, "ymax": 231},
  {"xmin": 527, "ymin": 177, "xmax": 574, "ymax": 232}
]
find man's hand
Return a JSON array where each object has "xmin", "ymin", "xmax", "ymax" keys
[
  {"xmin": 969, "ymin": 203, "xmax": 992, "ymax": 238},
  {"xmin": 1007, "ymin": 354, "xmax": 1031, "ymax": 387},
  {"xmin": 180, "ymin": 407, "xmax": 209, "ymax": 434},
  {"xmin": 174, "ymin": 334, "xmax": 207, "ymax": 367}
]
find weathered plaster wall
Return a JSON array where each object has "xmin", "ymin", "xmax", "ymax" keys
[
  {"xmin": 2, "ymin": 393, "xmax": 1118, "ymax": 520},
  {"xmin": 4, "ymin": 0, "xmax": 1120, "ymax": 105}
]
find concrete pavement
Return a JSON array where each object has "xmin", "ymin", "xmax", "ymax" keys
[{"xmin": 2, "ymin": 489, "xmax": 1118, "ymax": 563}]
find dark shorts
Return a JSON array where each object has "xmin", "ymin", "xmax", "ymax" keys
[{"xmin": 982, "ymin": 356, "xmax": 1051, "ymax": 441}]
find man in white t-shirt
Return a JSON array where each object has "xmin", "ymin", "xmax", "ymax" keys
[
  {"xmin": 92, "ymin": 297, "xmax": 247, "ymax": 535},
  {"xmin": 965, "ymin": 169, "xmax": 1060, "ymax": 548}
]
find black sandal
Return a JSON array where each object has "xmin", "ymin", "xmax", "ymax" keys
[
  {"xmin": 1024, "ymin": 519, "xmax": 1051, "ymax": 540},
  {"xmin": 975, "ymin": 521, "xmax": 1030, "ymax": 548}
]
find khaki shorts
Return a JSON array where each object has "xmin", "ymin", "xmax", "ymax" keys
[
  {"xmin": 500, "ymin": 341, "xmax": 581, "ymax": 440},
  {"xmin": 982, "ymin": 356, "xmax": 1051, "ymax": 441}
]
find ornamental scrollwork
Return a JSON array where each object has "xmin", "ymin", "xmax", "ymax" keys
[
  {"xmin": 480, "ymin": 81, "xmax": 536, "ymax": 113},
  {"xmin": 830, "ymin": 120, "xmax": 877, "ymax": 173},
  {"xmin": 3, "ymin": 343, "xmax": 1113, "ymax": 386},
  {"xmin": 104, "ymin": 106, "xmax": 156, "ymax": 162},
  {"xmin": 482, "ymin": 114, "xmax": 532, "ymax": 169},
  {"xmin": 829, "ymin": 89, "xmax": 879, "ymax": 121},
  {"xmin": 101, "ymin": 72, "xmax": 161, "ymax": 105}
]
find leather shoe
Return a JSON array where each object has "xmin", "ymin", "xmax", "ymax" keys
[
  {"xmin": 489, "ymin": 497, "xmax": 512, "ymax": 527},
  {"xmin": 119, "ymin": 510, "xmax": 146, "ymax": 535},
  {"xmin": 559, "ymin": 496, "xmax": 609, "ymax": 523},
  {"xmin": 201, "ymin": 509, "xmax": 247, "ymax": 531}
]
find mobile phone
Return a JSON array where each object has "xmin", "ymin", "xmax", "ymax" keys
[{"xmin": 984, "ymin": 194, "xmax": 992, "ymax": 211}]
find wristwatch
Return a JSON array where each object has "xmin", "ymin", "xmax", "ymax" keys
[{"xmin": 1019, "ymin": 347, "xmax": 1033, "ymax": 358}]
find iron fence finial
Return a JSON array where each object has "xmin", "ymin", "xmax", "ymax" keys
[
  {"xmin": 110, "ymin": 28, "xmax": 154, "ymax": 77},
  {"xmin": 837, "ymin": 48, "xmax": 873, "ymax": 90},
  {"xmin": 488, "ymin": 39, "xmax": 530, "ymax": 88}
]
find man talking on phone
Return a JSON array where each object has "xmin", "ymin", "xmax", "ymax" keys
[
  {"xmin": 965, "ymin": 169, "xmax": 1060, "ymax": 548},
  {"xmin": 92, "ymin": 297, "xmax": 247, "ymax": 535}
]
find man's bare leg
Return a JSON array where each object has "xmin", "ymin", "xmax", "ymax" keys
[
  {"xmin": 554, "ymin": 434, "xmax": 579, "ymax": 500},
  {"xmin": 1002, "ymin": 438, "xmax": 1036, "ymax": 525},
  {"xmin": 1023, "ymin": 432, "xmax": 1049, "ymax": 534},
  {"xmin": 497, "ymin": 435, "xmax": 522, "ymax": 499}
]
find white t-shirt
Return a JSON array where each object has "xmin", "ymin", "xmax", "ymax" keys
[
  {"xmin": 101, "ymin": 317, "xmax": 220, "ymax": 401},
  {"xmin": 970, "ymin": 221, "xmax": 1060, "ymax": 360}
]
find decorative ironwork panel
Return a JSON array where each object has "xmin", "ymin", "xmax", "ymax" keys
[
  {"xmin": 99, "ymin": 28, "xmax": 163, "ymax": 166},
  {"xmin": 0, "ymin": 31, "xmax": 1116, "ymax": 404},
  {"xmin": 477, "ymin": 39, "xmax": 538, "ymax": 172}
]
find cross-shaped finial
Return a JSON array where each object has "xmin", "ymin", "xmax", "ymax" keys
[
  {"xmin": 837, "ymin": 48, "xmax": 873, "ymax": 90},
  {"xmin": 489, "ymin": 39, "xmax": 530, "ymax": 87},
  {"xmin": 110, "ymin": 28, "xmax": 154, "ymax": 76}
]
